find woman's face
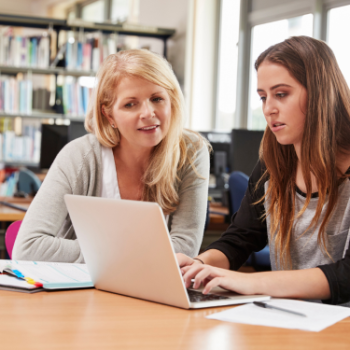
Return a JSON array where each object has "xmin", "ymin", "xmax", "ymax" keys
[
  {"xmin": 257, "ymin": 61, "xmax": 308, "ymax": 150},
  {"xmin": 107, "ymin": 76, "xmax": 172, "ymax": 151}
]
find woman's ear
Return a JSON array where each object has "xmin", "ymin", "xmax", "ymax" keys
[{"xmin": 101, "ymin": 106, "xmax": 115, "ymax": 127}]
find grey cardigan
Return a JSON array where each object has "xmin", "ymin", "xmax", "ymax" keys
[{"xmin": 13, "ymin": 133, "xmax": 209, "ymax": 262}]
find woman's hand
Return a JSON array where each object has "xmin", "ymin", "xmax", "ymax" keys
[
  {"xmin": 176, "ymin": 253, "xmax": 202, "ymax": 268},
  {"xmin": 181, "ymin": 263, "xmax": 260, "ymax": 295}
]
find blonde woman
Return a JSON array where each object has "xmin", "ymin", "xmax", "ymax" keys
[
  {"xmin": 13, "ymin": 50, "xmax": 210, "ymax": 263},
  {"xmin": 179, "ymin": 36, "xmax": 350, "ymax": 306}
]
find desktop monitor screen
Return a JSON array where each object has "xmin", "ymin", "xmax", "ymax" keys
[
  {"xmin": 230, "ymin": 129, "xmax": 264, "ymax": 176},
  {"xmin": 68, "ymin": 121, "xmax": 88, "ymax": 142},
  {"xmin": 40, "ymin": 121, "xmax": 87, "ymax": 170},
  {"xmin": 40, "ymin": 124, "xmax": 68, "ymax": 170},
  {"xmin": 199, "ymin": 132, "xmax": 231, "ymax": 175}
]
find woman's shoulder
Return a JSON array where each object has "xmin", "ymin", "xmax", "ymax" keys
[
  {"xmin": 60, "ymin": 133, "xmax": 100, "ymax": 155},
  {"xmin": 182, "ymin": 129, "xmax": 210, "ymax": 156},
  {"xmin": 183, "ymin": 129, "xmax": 205, "ymax": 143},
  {"xmin": 178, "ymin": 130, "xmax": 210, "ymax": 179},
  {"xmin": 55, "ymin": 133, "xmax": 102, "ymax": 167}
]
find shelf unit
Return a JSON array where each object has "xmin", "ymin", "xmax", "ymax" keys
[
  {"xmin": 0, "ymin": 112, "xmax": 85, "ymax": 122},
  {"xmin": 0, "ymin": 65, "xmax": 97, "ymax": 77},
  {"xmin": 0, "ymin": 14, "xmax": 176, "ymax": 167},
  {"xmin": 0, "ymin": 13, "xmax": 175, "ymax": 57}
]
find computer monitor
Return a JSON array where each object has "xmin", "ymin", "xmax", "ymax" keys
[
  {"xmin": 68, "ymin": 121, "xmax": 88, "ymax": 142},
  {"xmin": 199, "ymin": 131, "xmax": 231, "ymax": 175},
  {"xmin": 40, "ymin": 124, "xmax": 68, "ymax": 169},
  {"xmin": 230, "ymin": 129, "xmax": 264, "ymax": 176},
  {"xmin": 40, "ymin": 121, "xmax": 87, "ymax": 170}
]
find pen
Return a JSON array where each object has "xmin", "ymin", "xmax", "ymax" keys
[{"xmin": 253, "ymin": 301, "xmax": 307, "ymax": 317}]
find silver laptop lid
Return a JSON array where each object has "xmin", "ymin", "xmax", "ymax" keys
[{"xmin": 64, "ymin": 194, "xmax": 191, "ymax": 308}]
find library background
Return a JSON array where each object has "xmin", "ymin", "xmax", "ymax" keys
[{"xmin": 0, "ymin": 0, "xmax": 350, "ymax": 258}]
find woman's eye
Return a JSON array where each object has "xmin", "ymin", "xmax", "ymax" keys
[
  {"xmin": 276, "ymin": 93, "xmax": 286, "ymax": 99},
  {"xmin": 260, "ymin": 96, "xmax": 266, "ymax": 102},
  {"xmin": 153, "ymin": 97, "xmax": 163, "ymax": 102},
  {"xmin": 125, "ymin": 102, "xmax": 135, "ymax": 108}
]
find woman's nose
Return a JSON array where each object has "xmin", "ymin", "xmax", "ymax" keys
[
  {"xmin": 263, "ymin": 97, "xmax": 278, "ymax": 117},
  {"xmin": 140, "ymin": 101, "xmax": 155, "ymax": 119}
]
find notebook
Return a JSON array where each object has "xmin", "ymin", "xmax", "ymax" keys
[
  {"xmin": 64, "ymin": 194, "xmax": 270, "ymax": 309},
  {"xmin": 0, "ymin": 260, "xmax": 93, "ymax": 293}
]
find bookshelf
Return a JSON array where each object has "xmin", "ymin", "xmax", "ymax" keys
[
  {"xmin": 0, "ymin": 66, "xmax": 96, "ymax": 77},
  {"xmin": 0, "ymin": 14, "xmax": 175, "ymax": 57},
  {"xmin": 0, "ymin": 13, "xmax": 176, "ymax": 167}
]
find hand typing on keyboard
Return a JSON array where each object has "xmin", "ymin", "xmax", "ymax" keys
[{"xmin": 182, "ymin": 263, "xmax": 259, "ymax": 296}]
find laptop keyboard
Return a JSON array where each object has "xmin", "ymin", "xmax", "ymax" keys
[{"xmin": 187, "ymin": 289, "xmax": 230, "ymax": 303}]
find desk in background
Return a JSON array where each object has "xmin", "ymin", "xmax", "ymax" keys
[
  {"xmin": 202, "ymin": 202, "xmax": 230, "ymax": 250},
  {"xmin": 0, "ymin": 289, "xmax": 349, "ymax": 349}
]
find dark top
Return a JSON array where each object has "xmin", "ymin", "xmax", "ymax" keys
[{"xmin": 205, "ymin": 161, "xmax": 350, "ymax": 305}]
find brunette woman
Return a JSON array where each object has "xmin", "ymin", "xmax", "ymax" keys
[{"xmin": 179, "ymin": 36, "xmax": 350, "ymax": 306}]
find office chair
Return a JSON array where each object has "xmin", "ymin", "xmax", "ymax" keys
[
  {"xmin": 16, "ymin": 168, "xmax": 42, "ymax": 196},
  {"xmin": 5, "ymin": 220, "xmax": 22, "ymax": 259},
  {"xmin": 228, "ymin": 171, "xmax": 271, "ymax": 271}
]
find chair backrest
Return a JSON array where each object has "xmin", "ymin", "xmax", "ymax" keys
[
  {"xmin": 5, "ymin": 220, "xmax": 22, "ymax": 259},
  {"xmin": 228, "ymin": 171, "xmax": 249, "ymax": 215},
  {"xmin": 17, "ymin": 169, "xmax": 42, "ymax": 196}
]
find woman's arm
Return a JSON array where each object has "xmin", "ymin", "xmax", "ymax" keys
[
  {"xmin": 177, "ymin": 160, "xmax": 269, "ymax": 265},
  {"xmin": 181, "ymin": 263, "xmax": 331, "ymax": 300},
  {"xmin": 169, "ymin": 140, "xmax": 210, "ymax": 257},
  {"xmin": 177, "ymin": 250, "xmax": 230, "ymax": 269},
  {"xmin": 317, "ymin": 245, "xmax": 350, "ymax": 304},
  {"xmin": 12, "ymin": 136, "xmax": 100, "ymax": 263}
]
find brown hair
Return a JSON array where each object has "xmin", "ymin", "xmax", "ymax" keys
[
  {"xmin": 255, "ymin": 36, "xmax": 350, "ymax": 269},
  {"xmin": 85, "ymin": 49, "xmax": 208, "ymax": 214}
]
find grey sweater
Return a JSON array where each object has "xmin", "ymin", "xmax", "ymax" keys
[{"xmin": 13, "ymin": 133, "xmax": 209, "ymax": 262}]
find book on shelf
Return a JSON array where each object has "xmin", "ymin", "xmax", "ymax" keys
[
  {"xmin": 0, "ymin": 117, "xmax": 41, "ymax": 164},
  {"xmin": 0, "ymin": 73, "xmax": 91, "ymax": 118},
  {"xmin": 0, "ymin": 260, "xmax": 93, "ymax": 293},
  {"xmin": 59, "ymin": 76, "xmax": 93, "ymax": 117},
  {"xmin": 65, "ymin": 32, "xmax": 119, "ymax": 72},
  {"xmin": 0, "ymin": 26, "xmax": 50, "ymax": 68},
  {"xmin": 0, "ymin": 75, "xmax": 33, "ymax": 114}
]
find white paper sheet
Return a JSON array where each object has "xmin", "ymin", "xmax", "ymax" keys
[{"xmin": 206, "ymin": 298, "xmax": 350, "ymax": 332}]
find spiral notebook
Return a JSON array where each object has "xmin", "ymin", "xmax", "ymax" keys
[{"xmin": 0, "ymin": 260, "xmax": 93, "ymax": 293}]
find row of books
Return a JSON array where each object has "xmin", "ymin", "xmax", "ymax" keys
[
  {"xmin": 65, "ymin": 33, "xmax": 120, "ymax": 72},
  {"xmin": 0, "ymin": 76, "xmax": 33, "ymax": 114},
  {"xmin": 0, "ymin": 118, "xmax": 41, "ymax": 163},
  {"xmin": 0, "ymin": 75, "xmax": 93, "ymax": 117},
  {"xmin": 58, "ymin": 77, "xmax": 93, "ymax": 116},
  {"xmin": 0, "ymin": 27, "xmax": 50, "ymax": 68}
]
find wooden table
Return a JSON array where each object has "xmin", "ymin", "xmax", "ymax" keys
[
  {"xmin": 0, "ymin": 289, "xmax": 349, "ymax": 350},
  {"xmin": 0, "ymin": 197, "xmax": 30, "ymax": 221}
]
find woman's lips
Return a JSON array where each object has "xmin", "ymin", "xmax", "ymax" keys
[
  {"xmin": 138, "ymin": 125, "xmax": 159, "ymax": 133},
  {"xmin": 271, "ymin": 123, "xmax": 286, "ymax": 132}
]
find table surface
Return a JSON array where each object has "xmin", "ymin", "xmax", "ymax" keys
[
  {"xmin": 0, "ymin": 198, "xmax": 229, "ymax": 222},
  {"xmin": 0, "ymin": 197, "xmax": 31, "ymax": 221},
  {"xmin": 0, "ymin": 289, "xmax": 349, "ymax": 350}
]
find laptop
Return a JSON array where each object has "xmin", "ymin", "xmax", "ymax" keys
[{"xmin": 64, "ymin": 195, "xmax": 270, "ymax": 309}]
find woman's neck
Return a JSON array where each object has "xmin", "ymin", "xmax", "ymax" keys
[
  {"xmin": 336, "ymin": 151, "xmax": 350, "ymax": 175},
  {"xmin": 113, "ymin": 143, "xmax": 151, "ymax": 173},
  {"xmin": 293, "ymin": 144, "xmax": 350, "ymax": 193}
]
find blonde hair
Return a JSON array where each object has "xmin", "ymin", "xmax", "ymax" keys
[{"xmin": 85, "ymin": 49, "xmax": 207, "ymax": 214}]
